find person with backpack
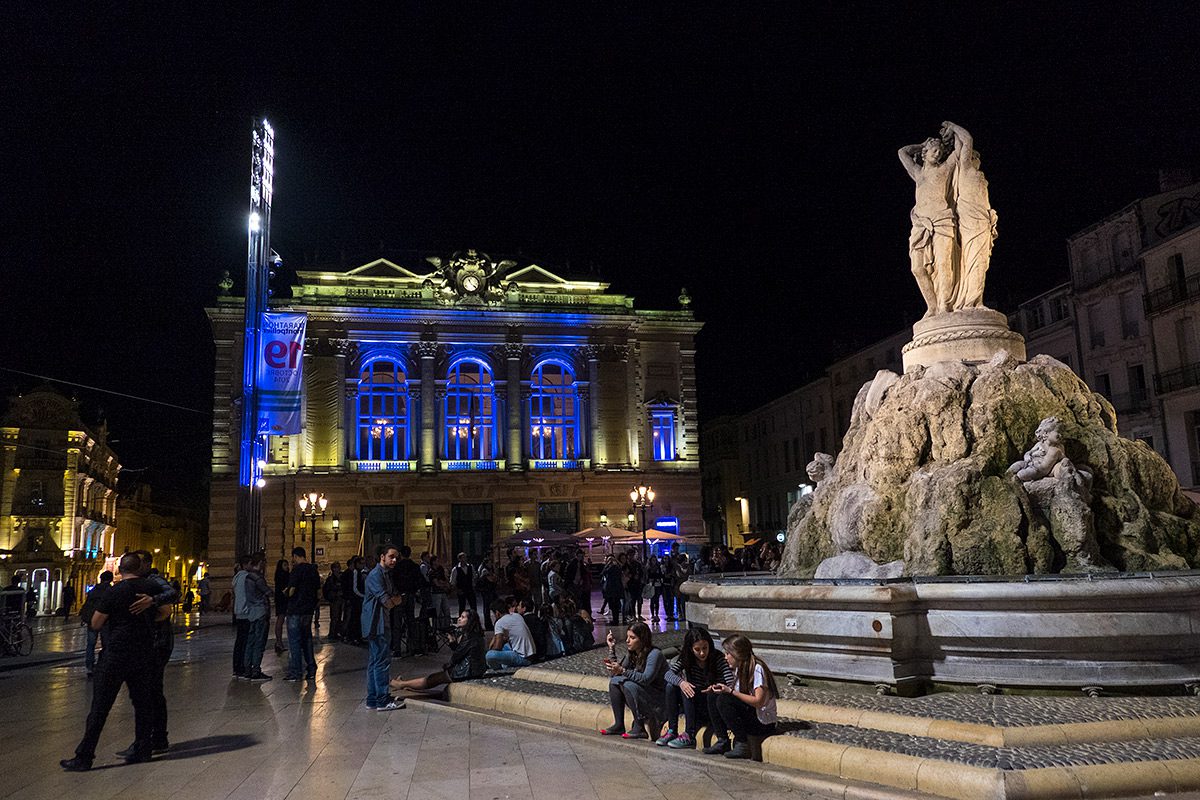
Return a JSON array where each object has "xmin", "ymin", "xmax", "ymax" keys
[
  {"xmin": 450, "ymin": 552, "xmax": 476, "ymax": 618},
  {"xmin": 80, "ymin": 571, "xmax": 114, "ymax": 677}
]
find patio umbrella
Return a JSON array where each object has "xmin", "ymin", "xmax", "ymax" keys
[{"xmin": 429, "ymin": 516, "xmax": 452, "ymax": 560}]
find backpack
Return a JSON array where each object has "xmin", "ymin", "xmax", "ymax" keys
[{"xmin": 79, "ymin": 584, "xmax": 108, "ymax": 626}]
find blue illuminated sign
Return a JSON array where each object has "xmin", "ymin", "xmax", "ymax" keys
[{"xmin": 655, "ymin": 516, "xmax": 679, "ymax": 532}]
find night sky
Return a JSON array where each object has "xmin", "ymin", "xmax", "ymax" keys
[{"xmin": 6, "ymin": 6, "xmax": 1200, "ymax": 503}]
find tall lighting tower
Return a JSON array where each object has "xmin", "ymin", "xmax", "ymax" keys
[{"xmin": 236, "ymin": 118, "xmax": 275, "ymax": 556}]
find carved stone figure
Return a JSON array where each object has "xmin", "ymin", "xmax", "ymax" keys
[
  {"xmin": 899, "ymin": 134, "xmax": 958, "ymax": 317},
  {"xmin": 899, "ymin": 121, "xmax": 998, "ymax": 317},
  {"xmin": 942, "ymin": 122, "xmax": 997, "ymax": 310},
  {"xmin": 1008, "ymin": 416, "xmax": 1067, "ymax": 482},
  {"xmin": 1009, "ymin": 416, "xmax": 1109, "ymax": 572}
]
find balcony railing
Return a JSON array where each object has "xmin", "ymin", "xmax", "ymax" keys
[
  {"xmin": 349, "ymin": 460, "xmax": 417, "ymax": 472},
  {"xmin": 1108, "ymin": 389, "xmax": 1151, "ymax": 414},
  {"xmin": 528, "ymin": 459, "xmax": 591, "ymax": 470},
  {"xmin": 1154, "ymin": 361, "xmax": 1200, "ymax": 395},
  {"xmin": 1145, "ymin": 275, "xmax": 1200, "ymax": 316}
]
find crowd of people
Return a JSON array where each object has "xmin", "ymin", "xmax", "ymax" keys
[{"xmin": 63, "ymin": 537, "xmax": 785, "ymax": 770}]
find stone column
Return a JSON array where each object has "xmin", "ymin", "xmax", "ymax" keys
[
  {"xmin": 417, "ymin": 340, "xmax": 438, "ymax": 472},
  {"xmin": 330, "ymin": 339, "xmax": 354, "ymax": 471},
  {"xmin": 505, "ymin": 342, "xmax": 524, "ymax": 471},
  {"xmin": 585, "ymin": 345, "xmax": 603, "ymax": 465}
]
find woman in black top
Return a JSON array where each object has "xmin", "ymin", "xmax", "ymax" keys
[
  {"xmin": 273, "ymin": 559, "xmax": 290, "ymax": 654},
  {"xmin": 390, "ymin": 609, "xmax": 487, "ymax": 693}
]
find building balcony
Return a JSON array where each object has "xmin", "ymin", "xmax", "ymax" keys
[
  {"xmin": 9, "ymin": 501, "xmax": 60, "ymax": 517},
  {"xmin": 1154, "ymin": 362, "xmax": 1200, "ymax": 395},
  {"xmin": 527, "ymin": 458, "xmax": 591, "ymax": 470},
  {"xmin": 349, "ymin": 460, "xmax": 417, "ymax": 472},
  {"xmin": 14, "ymin": 456, "xmax": 66, "ymax": 471},
  {"xmin": 1108, "ymin": 389, "xmax": 1151, "ymax": 414},
  {"xmin": 439, "ymin": 459, "xmax": 506, "ymax": 471},
  {"xmin": 1145, "ymin": 276, "xmax": 1200, "ymax": 316}
]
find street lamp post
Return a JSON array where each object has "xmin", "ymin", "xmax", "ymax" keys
[
  {"xmin": 298, "ymin": 492, "xmax": 328, "ymax": 543},
  {"xmin": 629, "ymin": 484, "xmax": 655, "ymax": 562}
]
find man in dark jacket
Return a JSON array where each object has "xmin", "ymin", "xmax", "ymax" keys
[
  {"xmin": 323, "ymin": 562, "xmax": 343, "ymax": 641},
  {"xmin": 450, "ymin": 552, "xmax": 476, "ymax": 617},
  {"xmin": 391, "ymin": 546, "xmax": 426, "ymax": 656},
  {"xmin": 80, "ymin": 571, "xmax": 114, "ymax": 677},
  {"xmin": 61, "ymin": 553, "xmax": 170, "ymax": 771},
  {"xmin": 115, "ymin": 550, "xmax": 178, "ymax": 757},
  {"xmin": 284, "ymin": 547, "xmax": 321, "ymax": 681}
]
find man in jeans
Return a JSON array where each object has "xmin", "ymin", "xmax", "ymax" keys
[
  {"xmin": 231, "ymin": 556, "xmax": 252, "ymax": 679},
  {"xmin": 485, "ymin": 596, "xmax": 536, "ymax": 670},
  {"xmin": 80, "ymin": 570, "xmax": 113, "ymax": 677},
  {"xmin": 241, "ymin": 554, "xmax": 272, "ymax": 681},
  {"xmin": 284, "ymin": 547, "xmax": 321, "ymax": 681},
  {"xmin": 362, "ymin": 544, "xmax": 405, "ymax": 711}
]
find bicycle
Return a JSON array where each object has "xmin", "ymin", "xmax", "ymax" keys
[{"xmin": 0, "ymin": 613, "xmax": 33, "ymax": 657}]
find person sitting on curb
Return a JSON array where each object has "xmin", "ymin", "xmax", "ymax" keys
[
  {"xmin": 485, "ymin": 596, "xmax": 536, "ymax": 670},
  {"xmin": 390, "ymin": 609, "xmax": 487, "ymax": 695},
  {"xmin": 599, "ymin": 621, "xmax": 666, "ymax": 740},
  {"xmin": 656, "ymin": 627, "xmax": 734, "ymax": 749},
  {"xmin": 702, "ymin": 633, "xmax": 779, "ymax": 759}
]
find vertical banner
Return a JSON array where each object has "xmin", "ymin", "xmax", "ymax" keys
[{"xmin": 257, "ymin": 312, "xmax": 307, "ymax": 435}]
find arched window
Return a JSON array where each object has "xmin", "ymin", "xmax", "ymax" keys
[
  {"xmin": 443, "ymin": 359, "xmax": 497, "ymax": 460},
  {"xmin": 356, "ymin": 359, "xmax": 411, "ymax": 460},
  {"xmin": 528, "ymin": 361, "xmax": 580, "ymax": 460},
  {"xmin": 650, "ymin": 403, "xmax": 677, "ymax": 461}
]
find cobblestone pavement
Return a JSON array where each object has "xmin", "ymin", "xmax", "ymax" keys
[
  {"xmin": 474, "ymin": 674, "xmax": 1200, "ymax": 772},
  {"xmin": 777, "ymin": 685, "xmax": 1200, "ymax": 726},
  {"xmin": 0, "ymin": 619, "xmax": 826, "ymax": 800}
]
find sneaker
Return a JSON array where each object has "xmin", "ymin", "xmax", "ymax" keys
[
  {"xmin": 377, "ymin": 698, "xmax": 406, "ymax": 711},
  {"xmin": 654, "ymin": 730, "xmax": 677, "ymax": 747},
  {"xmin": 283, "ymin": 674, "xmax": 301, "ymax": 682},
  {"xmin": 724, "ymin": 741, "xmax": 752, "ymax": 759},
  {"xmin": 598, "ymin": 725, "xmax": 625, "ymax": 736},
  {"xmin": 703, "ymin": 739, "xmax": 730, "ymax": 755},
  {"xmin": 621, "ymin": 728, "xmax": 648, "ymax": 740},
  {"xmin": 668, "ymin": 733, "xmax": 695, "ymax": 749},
  {"xmin": 247, "ymin": 671, "xmax": 273, "ymax": 682}
]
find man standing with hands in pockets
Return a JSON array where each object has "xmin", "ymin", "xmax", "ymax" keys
[{"xmin": 363, "ymin": 544, "xmax": 406, "ymax": 711}]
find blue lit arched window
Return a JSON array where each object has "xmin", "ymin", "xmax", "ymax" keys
[
  {"xmin": 650, "ymin": 404, "xmax": 677, "ymax": 461},
  {"xmin": 443, "ymin": 359, "xmax": 498, "ymax": 460},
  {"xmin": 356, "ymin": 359, "xmax": 411, "ymax": 460},
  {"xmin": 528, "ymin": 360, "xmax": 580, "ymax": 460}
]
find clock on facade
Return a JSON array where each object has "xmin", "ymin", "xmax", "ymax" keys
[{"xmin": 461, "ymin": 273, "xmax": 481, "ymax": 293}]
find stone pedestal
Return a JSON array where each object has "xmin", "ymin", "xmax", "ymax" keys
[{"xmin": 902, "ymin": 307, "xmax": 1025, "ymax": 373}]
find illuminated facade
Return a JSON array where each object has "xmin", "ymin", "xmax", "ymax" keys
[
  {"xmin": 0, "ymin": 388, "xmax": 121, "ymax": 614},
  {"xmin": 207, "ymin": 250, "xmax": 702, "ymax": 580},
  {"xmin": 117, "ymin": 485, "xmax": 205, "ymax": 592}
]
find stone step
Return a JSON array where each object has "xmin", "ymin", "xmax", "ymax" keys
[
  {"xmin": 514, "ymin": 663, "xmax": 1200, "ymax": 747},
  {"xmin": 447, "ymin": 676, "xmax": 1200, "ymax": 799}
]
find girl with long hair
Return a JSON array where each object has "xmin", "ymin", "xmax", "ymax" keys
[
  {"xmin": 655, "ymin": 627, "xmax": 734, "ymax": 749},
  {"xmin": 599, "ymin": 621, "xmax": 666, "ymax": 740},
  {"xmin": 703, "ymin": 634, "xmax": 779, "ymax": 759},
  {"xmin": 390, "ymin": 609, "xmax": 488, "ymax": 693}
]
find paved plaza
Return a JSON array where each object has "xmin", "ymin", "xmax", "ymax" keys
[{"xmin": 0, "ymin": 615, "xmax": 833, "ymax": 800}]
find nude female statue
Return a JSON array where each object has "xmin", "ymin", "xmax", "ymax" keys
[
  {"xmin": 899, "ymin": 135, "xmax": 958, "ymax": 317},
  {"xmin": 941, "ymin": 121, "xmax": 997, "ymax": 310}
]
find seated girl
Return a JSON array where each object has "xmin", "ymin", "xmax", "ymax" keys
[
  {"xmin": 655, "ymin": 627, "xmax": 734, "ymax": 749},
  {"xmin": 390, "ymin": 609, "xmax": 487, "ymax": 694},
  {"xmin": 702, "ymin": 633, "xmax": 779, "ymax": 759},
  {"xmin": 598, "ymin": 621, "xmax": 666, "ymax": 739}
]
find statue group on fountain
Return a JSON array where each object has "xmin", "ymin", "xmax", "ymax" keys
[{"xmin": 900, "ymin": 121, "xmax": 998, "ymax": 317}]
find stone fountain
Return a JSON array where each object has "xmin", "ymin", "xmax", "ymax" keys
[{"xmin": 684, "ymin": 122, "xmax": 1200, "ymax": 695}]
